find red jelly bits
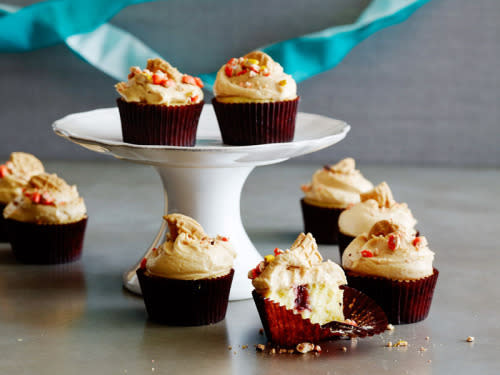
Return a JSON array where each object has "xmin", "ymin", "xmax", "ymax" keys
[{"xmin": 361, "ymin": 250, "xmax": 373, "ymax": 258}]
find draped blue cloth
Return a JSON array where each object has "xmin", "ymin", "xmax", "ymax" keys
[{"xmin": 0, "ymin": 0, "xmax": 431, "ymax": 89}]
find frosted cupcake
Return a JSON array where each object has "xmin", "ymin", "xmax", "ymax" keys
[
  {"xmin": 137, "ymin": 214, "xmax": 236, "ymax": 326},
  {"xmin": 116, "ymin": 58, "xmax": 204, "ymax": 146},
  {"xmin": 212, "ymin": 51, "xmax": 299, "ymax": 145},
  {"xmin": 3, "ymin": 173, "xmax": 87, "ymax": 264},
  {"xmin": 300, "ymin": 158, "xmax": 373, "ymax": 244},
  {"xmin": 0, "ymin": 152, "xmax": 44, "ymax": 242},
  {"xmin": 249, "ymin": 233, "xmax": 388, "ymax": 346},
  {"xmin": 337, "ymin": 182, "xmax": 417, "ymax": 256},
  {"xmin": 342, "ymin": 220, "xmax": 438, "ymax": 324}
]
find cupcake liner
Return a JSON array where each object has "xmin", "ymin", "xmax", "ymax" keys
[
  {"xmin": 0, "ymin": 203, "xmax": 8, "ymax": 242},
  {"xmin": 338, "ymin": 231, "xmax": 355, "ymax": 258},
  {"xmin": 345, "ymin": 268, "xmax": 439, "ymax": 324},
  {"xmin": 117, "ymin": 98, "xmax": 204, "ymax": 146},
  {"xmin": 300, "ymin": 199, "xmax": 343, "ymax": 244},
  {"xmin": 6, "ymin": 217, "xmax": 88, "ymax": 264},
  {"xmin": 136, "ymin": 268, "xmax": 234, "ymax": 326},
  {"xmin": 212, "ymin": 97, "xmax": 299, "ymax": 145},
  {"xmin": 252, "ymin": 286, "xmax": 388, "ymax": 347}
]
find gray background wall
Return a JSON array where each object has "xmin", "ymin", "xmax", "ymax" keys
[{"xmin": 0, "ymin": 0, "xmax": 498, "ymax": 166}]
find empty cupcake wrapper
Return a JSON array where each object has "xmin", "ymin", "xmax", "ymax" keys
[{"xmin": 252, "ymin": 285, "xmax": 388, "ymax": 347}]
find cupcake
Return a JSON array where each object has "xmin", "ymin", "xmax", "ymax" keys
[
  {"xmin": 337, "ymin": 182, "xmax": 417, "ymax": 256},
  {"xmin": 342, "ymin": 220, "xmax": 438, "ymax": 324},
  {"xmin": 212, "ymin": 51, "xmax": 299, "ymax": 145},
  {"xmin": 249, "ymin": 233, "xmax": 388, "ymax": 346},
  {"xmin": 300, "ymin": 158, "xmax": 373, "ymax": 244},
  {"xmin": 136, "ymin": 213, "xmax": 236, "ymax": 326},
  {"xmin": 3, "ymin": 173, "xmax": 87, "ymax": 264},
  {"xmin": 0, "ymin": 152, "xmax": 44, "ymax": 242},
  {"xmin": 116, "ymin": 58, "xmax": 205, "ymax": 146}
]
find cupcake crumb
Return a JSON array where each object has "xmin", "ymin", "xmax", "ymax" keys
[
  {"xmin": 17, "ymin": 338, "xmax": 23, "ymax": 342},
  {"xmin": 427, "ymin": 360, "xmax": 432, "ymax": 364},
  {"xmin": 315, "ymin": 345, "xmax": 322, "ymax": 353},
  {"xmin": 341, "ymin": 346, "xmax": 347, "ymax": 352},
  {"xmin": 387, "ymin": 324, "xmax": 395, "ymax": 330},
  {"xmin": 419, "ymin": 346, "xmax": 427, "ymax": 352},
  {"xmin": 394, "ymin": 340, "xmax": 408, "ymax": 347},
  {"xmin": 242, "ymin": 345, "xmax": 248, "ymax": 350},
  {"xmin": 279, "ymin": 348, "xmax": 288, "ymax": 354},
  {"xmin": 386, "ymin": 341, "xmax": 393, "ymax": 347},
  {"xmin": 270, "ymin": 348, "xmax": 276, "ymax": 354},
  {"xmin": 287, "ymin": 349, "xmax": 294, "ymax": 354},
  {"xmin": 256, "ymin": 344, "xmax": 266, "ymax": 351},
  {"xmin": 227, "ymin": 346, "xmax": 232, "ymax": 350},
  {"xmin": 296, "ymin": 342, "xmax": 315, "ymax": 353},
  {"xmin": 466, "ymin": 336, "xmax": 474, "ymax": 343},
  {"xmin": 425, "ymin": 336, "xmax": 430, "ymax": 340}
]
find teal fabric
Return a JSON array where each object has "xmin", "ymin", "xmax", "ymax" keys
[
  {"xmin": 0, "ymin": 0, "xmax": 153, "ymax": 51},
  {"xmin": 0, "ymin": 0, "xmax": 431, "ymax": 89}
]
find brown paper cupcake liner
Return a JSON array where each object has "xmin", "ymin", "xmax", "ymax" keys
[
  {"xmin": 345, "ymin": 268, "xmax": 439, "ymax": 324},
  {"xmin": 212, "ymin": 97, "xmax": 299, "ymax": 145},
  {"xmin": 338, "ymin": 231, "xmax": 355, "ymax": 258},
  {"xmin": 6, "ymin": 217, "xmax": 88, "ymax": 264},
  {"xmin": 117, "ymin": 98, "xmax": 204, "ymax": 146},
  {"xmin": 300, "ymin": 199, "xmax": 343, "ymax": 244},
  {"xmin": 252, "ymin": 286, "xmax": 388, "ymax": 347},
  {"xmin": 0, "ymin": 203, "xmax": 8, "ymax": 242},
  {"xmin": 136, "ymin": 268, "xmax": 234, "ymax": 326}
]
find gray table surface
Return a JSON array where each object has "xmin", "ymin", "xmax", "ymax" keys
[{"xmin": 0, "ymin": 161, "xmax": 498, "ymax": 374}]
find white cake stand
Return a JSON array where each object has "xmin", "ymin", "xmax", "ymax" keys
[{"xmin": 53, "ymin": 104, "xmax": 350, "ymax": 300}]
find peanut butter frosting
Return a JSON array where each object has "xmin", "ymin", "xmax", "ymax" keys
[
  {"xmin": 213, "ymin": 51, "xmax": 297, "ymax": 102},
  {"xmin": 342, "ymin": 220, "xmax": 434, "ymax": 280},
  {"xmin": 116, "ymin": 58, "xmax": 204, "ymax": 105},
  {"xmin": 0, "ymin": 152, "xmax": 44, "ymax": 204},
  {"xmin": 301, "ymin": 158, "xmax": 373, "ymax": 208},
  {"xmin": 249, "ymin": 233, "xmax": 346, "ymax": 296},
  {"xmin": 3, "ymin": 173, "xmax": 87, "ymax": 224},
  {"xmin": 338, "ymin": 182, "xmax": 417, "ymax": 237},
  {"xmin": 145, "ymin": 214, "xmax": 236, "ymax": 280}
]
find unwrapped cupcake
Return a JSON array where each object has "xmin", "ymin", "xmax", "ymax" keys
[
  {"xmin": 249, "ymin": 233, "xmax": 388, "ymax": 346},
  {"xmin": 337, "ymin": 182, "xmax": 417, "ymax": 256},
  {"xmin": 137, "ymin": 214, "xmax": 236, "ymax": 326},
  {"xmin": 116, "ymin": 58, "xmax": 204, "ymax": 146},
  {"xmin": 3, "ymin": 173, "xmax": 87, "ymax": 264},
  {"xmin": 342, "ymin": 220, "xmax": 438, "ymax": 324},
  {"xmin": 300, "ymin": 158, "xmax": 373, "ymax": 244},
  {"xmin": 212, "ymin": 51, "xmax": 299, "ymax": 145},
  {"xmin": 0, "ymin": 152, "xmax": 44, "ymax": 242}
]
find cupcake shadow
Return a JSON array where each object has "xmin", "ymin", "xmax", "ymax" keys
[{"xmin": 0, "ymin": 262, "xmax": 87, "ymax": 329}]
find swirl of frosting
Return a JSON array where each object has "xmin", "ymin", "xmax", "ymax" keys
[
  {"xmin": 115, "ymin": 58, "xmax": 204, "ymax": 105},
  {"xmin": 0, "ymin": 152, "xmax": 44, "ymax": 204},
  {"xmin": 3, "ymin": 173, "xmax": 87, "ymax": 224},
  {"xmin": 338, "ymin": 182, "xmax": 417, "ymax": 237},
  {"xmin": 145, "ymin": 214, "xmax": 236, "ymax": 280},
  {"xmin": 342, "ymin": 220, "xmax": 434, "ymax": 280},
  {"xmin": 249, "ymin": 233, "xmax": 346, "ymax": 296},
  {"xmin": 213, "ymin": 51, "xmax": 297, "ymax": 102},
  {"xmin": 301, "ymin": 158, "xmax": 373, "ymax": 208}
]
